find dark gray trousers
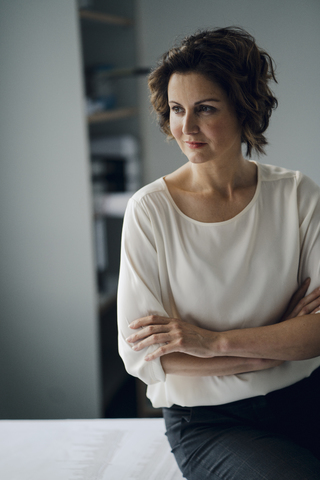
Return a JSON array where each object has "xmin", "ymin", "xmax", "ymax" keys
[{"xmin": 163, "ymin": 367, "xmax": 320, "ymax": 479}]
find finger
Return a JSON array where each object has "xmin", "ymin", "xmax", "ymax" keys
[
  {"xmin": 297, "ymin": 300, "xmax": 320, "ymax": 316},
  {"xmin": 294, "ymin": 287, "xmax": 320, "ymax": 317},
  {"xmin": 288, "ymin": 285, "xmax": 320, "ymax": 319},
  {"xmin": 297, "ymin": 296, "xmax": 320, "ymax": 316},
  {"xmin": 294, "ymin": 277, "xmax": 311, "ymax": 301},
  {"xmin": 132, "ymin": 333, "xmax": 172, "ymax": 352},
  {"xmin": 311, "ymin": 308, "xmax": 320, "ymax": 315},
  {"xmin": 303, "ymin": 286, "xmax": 320, "ymax": 303},
  {"xmin": 129, "ymin": 315, "xmax": 170, "ymax": 329},
  {"xmin": 145, "ymin": 343, "xmax": 177, "ymax": 361},
  {"xmin": 126, "ymin": 324, "xmax": 169, "ymax": 343},
  {"xmin": 285, "ymin": 278, "xmax": 310, "ymax": 317}
]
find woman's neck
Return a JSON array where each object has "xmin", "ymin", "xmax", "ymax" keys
[{"xmin": 182, "ymin": 156, "xmax": 256, "ymax": 198}]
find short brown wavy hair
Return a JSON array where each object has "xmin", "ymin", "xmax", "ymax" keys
[{"xmin": 148, "ymin": 27, "xmax": 278, "ymax": 157}]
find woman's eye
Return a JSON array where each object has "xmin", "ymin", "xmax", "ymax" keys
[
  {"xmin": 198, "ymin": 105, "xmax": 216, "ymax": 113},
  {"xmin": 171, "ymin": 106, "xmax": 183, "ymax": 114}
]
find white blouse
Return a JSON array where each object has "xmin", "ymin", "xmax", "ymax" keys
[{"xmin": 117, "ymin": 162, "xmax": 320, "ymax": 408}]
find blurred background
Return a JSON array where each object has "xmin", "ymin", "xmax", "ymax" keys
[{"xmin": 0, "ymin": 0, "xmax": 319, "ymax": 419}]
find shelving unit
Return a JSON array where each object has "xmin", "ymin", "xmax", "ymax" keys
[
  {"xmin": 79, "ymin": 5, "xmax": 143, "ymax": 131},
  {"xmin": 79, "ymin": 2, "xmax": 144, "ymax": 417},
  {"xmin": 79, "ymin": 4, "xmax": 139, "ymax": 288},
  {"xmin": 88, "ymin": 106, "xmax": 137, "ymax": 124}
]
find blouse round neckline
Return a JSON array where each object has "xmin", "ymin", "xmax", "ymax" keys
[{"xmin": 160, "ymin": 161, "xmax": 261, "ymax": 226}]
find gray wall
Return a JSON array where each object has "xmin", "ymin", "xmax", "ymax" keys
[
  {"xmin": 0, "ymin": 0, "xmax": 101, "ymax": 418},
  {"xmin": 136, "ymin": 0, "xmax": 320, "ymax": 185}
]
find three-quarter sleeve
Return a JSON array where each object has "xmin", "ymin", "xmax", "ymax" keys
[
  {"xmin": 297, "ymin": 173, "xmax": 320, "ymax": 292},
  {"xmin": 117, "ymin": 197, "xmax": 167, "ymax": 385}
]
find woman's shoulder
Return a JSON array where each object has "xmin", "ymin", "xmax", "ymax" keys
[
  {"xmin": 124, "ymin": 177, "xmax": 176, "ymax": 229},
  {"xmin": 258, "ymin": 162, "xmax": 298, "ymax": 182},
  {"xmin": 127, "ymin": 178, "xmax": 175, "ymax": 219},
  {"xmin": 258, "ymin": 162, "xmax": 320, "ymax": 211},
  {"xmin": 131, "ymin": 177, "xmax": 166, "ymax": 204},
  {"xmin": 258, "ymin": 162, "xmax": 319, "ymax": 191}
]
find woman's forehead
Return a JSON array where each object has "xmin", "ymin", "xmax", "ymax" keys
[{"xmin": 168, "ymin": 72, "xmax": 226, "ymax": 102}]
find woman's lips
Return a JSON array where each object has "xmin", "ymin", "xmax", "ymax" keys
[{"xmin": 185, "ymin": 141, "xmax": 207, "ymax": 149}]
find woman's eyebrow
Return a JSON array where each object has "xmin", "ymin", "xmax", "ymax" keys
[
  {"xmin": 194, "ymin": 98, "xmax": 221, "ymax": 104},
  {"xmin": 168, "ymin": 98, "xmax": 221, "ymax": 105}
]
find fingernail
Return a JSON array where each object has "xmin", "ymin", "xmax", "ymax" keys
[{"xmin": 145, "ymin": 355, "xmax": 150, "ymax": 361}]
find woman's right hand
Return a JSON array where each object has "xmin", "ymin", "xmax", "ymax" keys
[{"xmin": 281, "ymin": 278, "xmax": 320, "ymax": 321}]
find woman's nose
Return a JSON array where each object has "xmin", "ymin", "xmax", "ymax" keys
[{"xmin": 182, "ymin": 112, "xmax": 199, "ymax": 135}]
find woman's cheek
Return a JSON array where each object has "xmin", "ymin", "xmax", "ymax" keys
[{"xmin": 169, "ymin": 116, "xmax": 181, "ymax": 140}]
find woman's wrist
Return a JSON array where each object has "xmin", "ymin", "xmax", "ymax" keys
[{"xmin": 209, "ymin": 331, "xmax": 230, "ymax": 356}]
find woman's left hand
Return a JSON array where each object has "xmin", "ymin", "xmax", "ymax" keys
[
  {"xmin": 126, "ymin": 315, "xmax": 218, "ymax": 361},
  {"xmin": 281, "ymin": 279, "xmax": 320, "ymax": 321}
]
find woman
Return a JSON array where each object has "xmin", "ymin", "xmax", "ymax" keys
[{"xmin": 118, "ymin": 27, "xmax": 320, "ymax": 478}]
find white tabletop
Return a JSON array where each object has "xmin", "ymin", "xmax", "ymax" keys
[{"xmin": 0, "ymin": 418, "xmax": 184, "ymax": 480}]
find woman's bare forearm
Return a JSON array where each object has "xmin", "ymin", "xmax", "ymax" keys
[
  {"xmin": 129, "ymin": 313, "xmax": 320, "ymax": 363},
  {"xmin": 160, "ymin": 353, "xmax": 282, "ymax": 376},
  {"xmin": 218, "ymin": 313, "xmax": 320, "ymax": 361}
]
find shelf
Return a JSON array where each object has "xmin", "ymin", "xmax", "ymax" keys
[
  {"xmin": 94, "ymin": 192, "xmax": 132, "ymax": 217},
  {"xmin": 79, "ymin": 9, "xmax": 133, "ymax": 26},
  {"xmin": 88, "ymin": 107, "xmax": 137, "ymax": 124}
]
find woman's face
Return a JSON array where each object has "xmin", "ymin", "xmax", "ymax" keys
[{"xmin": 168, "ymin": 72, "xmax": 242, "ymax": 165}]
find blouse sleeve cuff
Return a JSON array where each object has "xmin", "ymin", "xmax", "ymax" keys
[{"xmin": 147, "ymin": 345, "xmax": 166, "ymax": 383}]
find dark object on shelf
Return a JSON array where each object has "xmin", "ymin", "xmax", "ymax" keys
[{"xmin": 91, "ymin": 156, "xmax": 126, "ymax": 193}]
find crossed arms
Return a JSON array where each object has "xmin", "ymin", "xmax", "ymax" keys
[{"xmin": 126, "ymin": 279, "xmax": 320, "ymax": 377}]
